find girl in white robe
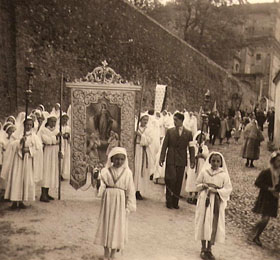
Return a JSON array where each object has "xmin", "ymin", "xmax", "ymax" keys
[
  {"xmin": 195, "ymin": 152, "xmax": 232, "ymax": 260},
  {"xmin": 0, "ymin": 117, "xmax": 42, "ymax": 209},
  {"xmin": 185, "ymin": 131, "xmax": 209, "ymax": 204},
  {"xmin": 38, "ymin": 115, "xmax": 59, "ymax": 202},
  {"xmin": 134, "ymin": 115, "xmax": 152, "ymax": 200},
  {"xmin": 94, "ymin": 147, "xmax": 136, "ymax": 260}
]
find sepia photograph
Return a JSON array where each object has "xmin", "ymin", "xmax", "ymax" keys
[{"xmin": 0, "ymin": 0, "xmax": 280, "ymax": 259}]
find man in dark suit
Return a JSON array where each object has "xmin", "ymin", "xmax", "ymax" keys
[
  {"xmin": 208, "ymin": 111, "xmax": 220, "ymax": 145},
  {"xmin": 159, "ymin": 112, "xmax": 195, "ymax": 209}
]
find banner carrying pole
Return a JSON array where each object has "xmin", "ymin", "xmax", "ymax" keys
[
  {"xmin": 134, "ymin": 69, "xmax": 146, "ymax": 155},
  {"xmin": 58, "ymin": 73, "xmax": 63, "ymax": 200}
]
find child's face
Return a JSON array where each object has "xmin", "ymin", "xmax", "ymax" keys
[
  {"xmin": 61, "ymin": 117, "xmax": 68, "ymax": 125},
  {"xmin": 48, "ymin": 118, "xmax": 57, "ymax": 128},
  {"xmin": 112, "ymin": 154, "xmax": 125, "ymax": 168},
  {"xmin": 7, "ymin": 127, "xmax": 15, "ymax": 136},
  {"xmin": 24, "ymin": 120, "xmax": 33, "ymax": 132},
  {"xmin": 140, "ymin": 116, "xmax": 149, "ymax": 127},
  {"xmin": 7, "ymin": 118, "xmax": 15, "ymax": 124},
  {"xmin": 210, "ymin": 154, "xmax": 222, "ymax": 170}
]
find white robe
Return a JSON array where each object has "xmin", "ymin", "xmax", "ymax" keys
[
  {"xmin": 186, "ymin": 116, "xmax": 198, "ymax": 137},
  {"xmin": 153, "ymin": 140, "xmax": 166, "ymax": 180},
  {"xmin": 134, "ymin": 126, "xmax": 152, "ymax": 193},
  {"xmin": 1, "ymin": 132, "xmax": 43, "ymax": 201},
  {"xmin": 195, "ymin": 168, "xmax": 232, "ymax": 243},
  {"xmin": 185, "ymin": 143, "xmax": 209, "ymax": 193},
  {"xmin": 40, "ymin": 126, "xmax": 59, "ymax": 188},
  {"xmin": 94, "ymin": 166, "xmax": 136, "ymax": 250},
  {"xmin": 62, "ymin": 125, "xmax": 71, "ymax": 179},
  {"xmin": 146, "ymin": 116, "xmax": 160, "ymax": 176}
]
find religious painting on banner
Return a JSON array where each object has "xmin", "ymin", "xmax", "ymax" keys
[
  {"xmin": 86, "ymin": 101, "xmax": 121, "ymax": 164},
  {"xmin": 154, "ymin": 84, "xmax": 167, "ymax": 112},
  {"xmin": 66, "ymin": 62, "xmax": 141, "ymax": 190}
]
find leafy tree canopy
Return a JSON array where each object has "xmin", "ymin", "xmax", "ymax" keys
[{"xmin": 131, "ymin": 0, "xmax": 246, "ymax": 68}]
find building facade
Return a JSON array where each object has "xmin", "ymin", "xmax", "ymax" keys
[{"xmin": 229, "ymin": 3, "xmax": 280, "ymax": 109}]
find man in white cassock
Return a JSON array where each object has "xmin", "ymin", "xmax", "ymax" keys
[
  {"xmin": 134, "ymin": 114, "xmax": 153, "ymax": 200},
  {"xmin": 38, "ymin": 115, "xmax": 60, "ymax": 202},
  {"xmin": 1, "ymin": 117, "xmax": 43, "ymax": 209}
]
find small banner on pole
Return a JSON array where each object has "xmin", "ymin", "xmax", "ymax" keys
[{"xmin": 154, "ymin": 84, "xmax": 167, "ymax": 112}]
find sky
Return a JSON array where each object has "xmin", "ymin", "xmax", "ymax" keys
[{"xmin": 158, "ymin": 0, "xmax": 276, "ymax": 4}]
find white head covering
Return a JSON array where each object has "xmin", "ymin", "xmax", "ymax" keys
[
  {"xmin": 34, "ymin": 109, "xmax": 42, "ymax": 116},
  {"xmin": 105, "ymin": 147, "xmax": 128, "ymax": 169},
  {"xmin": 13, "ymin": 115, "xmax": 33, "ymax": 139},
  {"xmin": 16, "ymin": 112, "xmax": 26, "ymax": 127},
  {"xmin": 5, "ymin": 115, "xmax": 16, "ymax": 125},
  {"xmin": 201, "ymin": 151, "xmax": 229, "ymax": 177},
  {"xmin": 3, "ymin": 122, "xmax": 13, "ymax": 131},
  {"xmin": 61, "ymin": 112, "xmax": 69, "ymax": 118},
  {"xmin": 38, "ymin": 104, "xmax": 45, "ymax": 111},
  {"xmin": 47, "ymin": 114, "xmax": 58, "ymax": 120},
  {"xmin": 5, "ymin": 124, "xmax": 16, "ymax": 136}
]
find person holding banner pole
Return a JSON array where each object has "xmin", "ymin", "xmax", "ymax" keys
[{"xmin": 38, "ymin": 115, "xmax": 60, "ymax": 202}]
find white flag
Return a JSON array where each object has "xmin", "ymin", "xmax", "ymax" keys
[{"xmin": 154, "ymin": 84, "xmax": 167, "ymax": 112}]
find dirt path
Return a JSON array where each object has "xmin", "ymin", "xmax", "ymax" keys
[{"xmin": 0, "ymin": 177, "xmax": 278, "ymax": 260}]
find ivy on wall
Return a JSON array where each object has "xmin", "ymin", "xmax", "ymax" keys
[{"xmin": 12, "ymin": 0, "xmax": 257, "ymax": 114}]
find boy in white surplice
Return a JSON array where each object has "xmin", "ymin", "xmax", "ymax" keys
[{"xmin": 94, "ymin": 147, "xmax": 136, "ymax": 260}]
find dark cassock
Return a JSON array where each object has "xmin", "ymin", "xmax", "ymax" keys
[{"xmin": 159, "ymin": 112, "xmax": 195, "ymax": 209}]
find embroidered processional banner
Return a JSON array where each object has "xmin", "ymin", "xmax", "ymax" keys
[
  {"xmin": 66, "ymin": 62, "xmax": 141, "ymax": 189},
  {"xmin": 154, "ymin": 84, "xmax": 167, "ymax": 112}
]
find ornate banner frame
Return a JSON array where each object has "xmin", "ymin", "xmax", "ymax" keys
[{"xmin": 66, "ymin": 62, "xmax": 141, "ymax": 189}]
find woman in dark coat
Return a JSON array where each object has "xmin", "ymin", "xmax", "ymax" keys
[
  {"xmin": 251, "ymin": 152, "xmax": 280, "ymax": 246},
  {"xmin": 241, "ymin": 114, "xmax": 264, "ymax": 167}
]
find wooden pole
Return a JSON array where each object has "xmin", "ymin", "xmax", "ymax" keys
[
  {"xmin": 134, "ymin": 70, "xmax": 146, "ymax": 155},
  {"xmin": 58, "ymin": 73, "xmax": 63, "ymax": 200}
]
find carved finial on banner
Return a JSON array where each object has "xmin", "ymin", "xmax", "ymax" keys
[{"xmin": 74, "ymin": 61, "xmax": 126, "ymax": 84}]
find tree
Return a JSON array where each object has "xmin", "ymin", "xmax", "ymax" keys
[
  {"xmin": 128, "ymin": 0, "xmax": 162, "ymax": 11},
  {"xmin": 147, "ymin": 0, "xmax": 246, "ymax": 67}
]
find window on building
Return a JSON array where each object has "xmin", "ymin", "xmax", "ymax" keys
[
  {"xmin": 235, "ymin": 63, "xmax": 240, "ymax": 73},
  {"xmin": 256, "ymin": 53, "xmax": 261, "ymax": 61}
]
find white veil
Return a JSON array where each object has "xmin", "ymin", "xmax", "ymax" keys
[
  {"xmin": 105, "ymin": 146, "xmax": 129, "ymax": 169},
  {"xmin": 200, "ymin": 151, "xmax": 229, "ymax": 177}
]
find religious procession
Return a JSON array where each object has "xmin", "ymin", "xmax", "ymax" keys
[{"xmin": 1, "ymin": 0, "xmax": 280, "ymax": 260}]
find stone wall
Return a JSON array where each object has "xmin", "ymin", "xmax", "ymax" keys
[
  {"xmin": 0, "ymin": 0, "xmax": 17, "ymax": 117},
  {"xmin": 2, "ymin": 0, "xmax": 258, "ymax": 117}
]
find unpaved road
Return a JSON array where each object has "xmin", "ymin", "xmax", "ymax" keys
[
  {"xmin": 0, "ymin": 180, "xmax": 279, "ymax": 260},
  {"xmin": 0, "ymin": 137, "xmax": 280, "ymax": 260}
]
